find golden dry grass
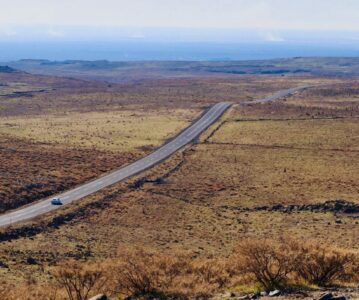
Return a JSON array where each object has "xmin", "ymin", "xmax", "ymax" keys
[
  {"xmin": 209, "ymin": 118, "xmax": 359, "ymax": 151},
  {"xmin": 151, "ymin": 143, "xmax": 359, "ymax": 207},
  {"xmin": 285, "ymin": 82, "xmax": 359, "ymax": 111},
  {"xmin": 0, "ymin": 109, "xmax": 198, "ymax": 152}
]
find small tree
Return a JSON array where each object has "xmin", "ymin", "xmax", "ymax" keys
[
  {"xmin": 235, "ymin": 239, "xmax": 295, "ymax": 291},
  {"xmin": 54, "ymin": 261, "xmax": 108, "ymax": 300},
  {"xmin": 114, "ymin": 249, "xmax": 229, "ymax": 299},
  {"xmin": 115, "ymin": 249, "xmax": 172, "ymax": 298},
  {"xmin": 296, "ymin": 243, "xmax": 356, "ymax": 286}
]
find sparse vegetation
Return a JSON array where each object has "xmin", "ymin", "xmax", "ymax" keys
[
  {"xmin": 295, "ymin": 243, "xmax": 356, "ymax": 286},
  {"xmin": 0, "ymin": 136, "xmax": 140, "ymax": 212},
  {"xmin": 54, "ymin": 261, "xmax": 108, "ymax": 300},
  {"xmin": 0, "ymin": 109, "xmax": 196, "ymax": 152},
  {"xmin": 1, "ymin": 240, "xmax": 358, "ymax": 299},
  {"xmin": 111, "ymin": 249, "xmax": 233, "ymax": 299},
  {"xmin": 234, "ymin": 239, "xmax": 296, "ymax": 291},
  {"xmin": 114, "ymin": 249, "xmax": 178, "ymax": 298}
]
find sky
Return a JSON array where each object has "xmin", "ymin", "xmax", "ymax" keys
[{"xmin": 0, "ymin": 0, "xmax": 359, "ymax": 33}]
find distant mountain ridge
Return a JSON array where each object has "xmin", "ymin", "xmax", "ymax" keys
[
  {"xmin": 0, "ymin": 66, "xmax": 17, "ymax": 73},
  {"xmin": 5, "ymin": 57, "xmax": 359, "ymax": 84}
]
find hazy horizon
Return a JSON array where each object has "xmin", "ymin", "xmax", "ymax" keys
[
  {"xmin": 1, "ymin": 29, "xmax": 359, "ymax": 62},
  {"xmin": 1, "ymin": 1, "xmax": 359, "ymax": 61}
]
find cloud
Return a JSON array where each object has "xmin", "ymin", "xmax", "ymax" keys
[
  {"xmin": 263, "ymin": 32, "xmax": 285, "ymax": 42},
  {"xmin": 0, "ymin": 26, "xmax": 17, "ymax": 37},
  {"xmin": 47, "ymin": 28, "xmax": 65, "ymax": 38}
]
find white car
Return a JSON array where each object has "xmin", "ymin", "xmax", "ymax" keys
[{"xmin": 51, "ymin": 198, "xmax": 63, "ymax": 205}]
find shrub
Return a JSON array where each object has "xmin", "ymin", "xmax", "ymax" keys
[
  {"xmin": 296, "ymin": 243, "xmax": 357, "ymax": 286},
  {"xmin": 114, "ymin": 249, "xmax": 231, "ymax": 299},
  {"xmin": 114, "ymin": 249, "xmax": 187, "ymax": 298},
  {"xmin": 235, "ymin": 239, "xmax": 296, "ymax": 291},
  {"xmin": 53, "ymin": 260, "xmax": 108, "ymax": 300},
  {"xmin": 2, "ymin": 242, "xmax": 357, "ymax": 299}
]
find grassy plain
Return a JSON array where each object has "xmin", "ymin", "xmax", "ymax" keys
[
  {"xmin": 210, "ymin": 118, "xmax": 359, "ymax": 150},
  {"xmin": 0, "ymin": 109, "xmax": 195, "ymax": 152}
]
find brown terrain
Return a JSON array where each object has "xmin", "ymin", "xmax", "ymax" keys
[{"xmin": 0, "ymin": 63, "xmax": 358, "ymax": 299}]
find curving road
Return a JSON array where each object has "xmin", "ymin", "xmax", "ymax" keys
[
  {"xmin": 0, "ymin": 102, "xmax": 231, "ymax": 227},
  {"xmin": 242, "ymin": 85, "xmax": 312, "ymax": 105}
]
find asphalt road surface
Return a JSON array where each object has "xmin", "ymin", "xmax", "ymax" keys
[
  {"xmin": 0, "ymin": 102, "xmax": 231, "ymax": 227},
  {"xmin": 242, "ymin": 85, "xmax": 312, "ymax": 105}
]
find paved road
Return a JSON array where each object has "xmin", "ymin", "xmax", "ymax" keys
[
  {"xmin": 242, "ymin": 85, "xmax": 312, "ymax": 105},
  {"xmin": 0, "ymin": 102, "xmax": 231, "ymax": 227}
]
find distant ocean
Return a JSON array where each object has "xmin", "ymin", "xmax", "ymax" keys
[{"xmin": 1, "ymin": 41, "xmax": 359, "ymax": 61}]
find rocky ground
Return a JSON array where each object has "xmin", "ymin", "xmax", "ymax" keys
[
  {"xmin": 87, "ymin": 289, "xmax": 359, "ymax": 300},
  {"xmin": 217, "ymin": 289, "xmax": 359, "ymax": 300}
]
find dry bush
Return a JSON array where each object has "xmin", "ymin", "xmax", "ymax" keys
[
  {"xmin": 234, "ymin": 239, "xmax": 297, "ymax": 291},
  {"xmin": 296, "ymin": 243, "xmax": 357, "ymax": 286},
  {"xmin": 53, "ymin": 260, "xmax": 108, "ymax": 300},
  {"xmin": 114, "ymin": 249, "xmax": 187, "ymax": 298},
  {"xmin": 114, "ymin": 249, "xmax": 231, "ymax": 299},
  {"xmin": 233, "ymin": 238, "xmax": 358, "ymax": 290},
  {"xmin": 2, "ymin": 243, "xmax": 357, "ymax": 299}
]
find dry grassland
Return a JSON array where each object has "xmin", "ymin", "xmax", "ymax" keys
[
  {"xmin": 0, "ymin": 109, "xmax": 196, "ymax": 152},
  {"xmin": 209, "ymin": 118, "xmax": 359, "ymax": 151}
]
